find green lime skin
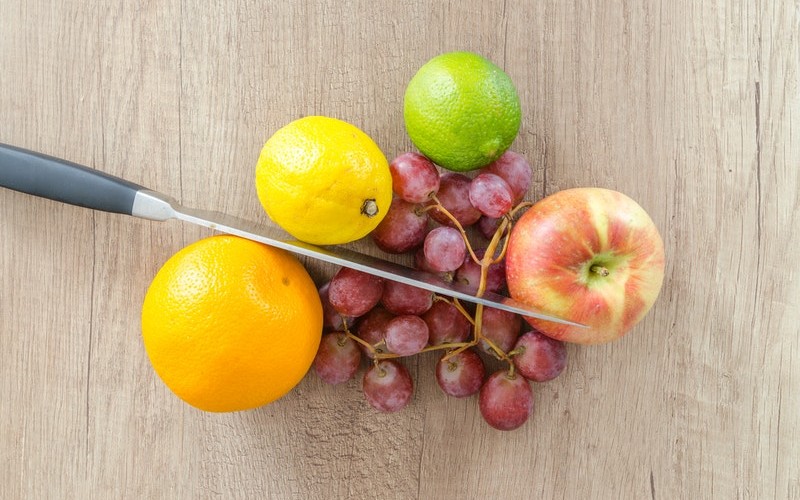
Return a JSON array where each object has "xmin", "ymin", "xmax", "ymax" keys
[{"xmin": 404, "ymin": 51, "xmax": 522, "ymax": 172}]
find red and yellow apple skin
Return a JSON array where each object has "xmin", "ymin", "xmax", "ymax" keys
[{"xmin": 505, "ymin": 188, "xmax": 665, "ymax": 344}]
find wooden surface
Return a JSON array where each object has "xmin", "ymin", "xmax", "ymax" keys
[{"xmin": 1, "ymin": 1, "xmax": 798, "ymax": 498}]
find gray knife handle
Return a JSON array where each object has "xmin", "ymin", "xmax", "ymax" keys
[{"xmin": 0, "ymin": 143, "xmax": 175, "ymax": 220}]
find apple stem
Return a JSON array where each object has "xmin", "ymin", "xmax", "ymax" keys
[{"xmin": 590, "ymin": 264, "xmax": 610, "ymax": 277}]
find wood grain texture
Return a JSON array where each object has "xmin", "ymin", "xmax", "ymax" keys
[{"xmin": 1, "ymin": 1, "xmax": 797, "ymax": 498}]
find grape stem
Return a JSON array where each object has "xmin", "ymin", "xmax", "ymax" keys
[
  {"xmin": 472, "ymin": 304, "xmax": 485, "ymax": 343},
  {"xmin": 476, "ymin": 216, "xmax": 509, "ymax": 297},
  {"xmin": 430, "ymin": 194, "xmax": 481, "ymax": 265},
  {"xmin": 433, "ymin": 295, "xmax": 475, "ymax": 326},
  {"xmin": 481, "ymin": 336, "xmax": 512, "ymax": 363},
  {"xmin": 492, "ymin": 218, "xmax": 513, "ymax": 263},
  {"xmin": 374, "ymin": 341, "xmax": 474, "ymax": 360},
  {"xmin": 373, "ymin": 358, "xmax": 388, "ymax": 376},
  {"xmin": 441, "ymin": 343, "xmax": 473, "ymax": 361},
  {"xmin": 344, "ymin": 329, "xmax": 377, "ymax": 355},
  {"xmin": 344, "ymin": 331, "xmax": 373, "ymax": 350},
  {"xmin": 509, "ymin": 201, "xmax": 533, "ymax": 218},
  {"xmin": 434, "ymin": 199, "xmax": 533, "ymax": 363}
]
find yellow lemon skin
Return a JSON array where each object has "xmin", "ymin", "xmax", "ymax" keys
[{"xmin": 255, "ymin": 116, "xmax": 392, "ymax": 245}]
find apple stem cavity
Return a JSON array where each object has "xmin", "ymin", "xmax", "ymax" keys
[{"xmin": 590, "ymin": 264, "xmax": 610, "ymax": 277}]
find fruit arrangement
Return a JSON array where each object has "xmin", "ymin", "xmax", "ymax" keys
[
  {"xmin": 311, "ymin": 148, "xmax": 665, "ymax": 430},
  {"xmin": 314, "ymin": 150, "xmax": 568, "ymax": 430},
  {"xmin": 141, "ymin": 51, "xmax": 665, "ymax": 430}
]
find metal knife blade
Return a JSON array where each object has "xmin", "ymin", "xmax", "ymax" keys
[{"xmin": 132, "ymin": 190, "xmax": 586, "ymax": 327}]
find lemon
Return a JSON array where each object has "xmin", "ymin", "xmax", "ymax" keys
[
  {"xmin": 255, "ymin": 116, "xmax": 392, "ymax": 245},
  {"xmin": 404, "ymin": 51, "xmax": 522, "ymax": 172}
]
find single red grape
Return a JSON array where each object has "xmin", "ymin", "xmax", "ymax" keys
[
  {"xmin": 328, "ymin": 267, "xmax": 384, "ymax": 317},
  {"xmin": 512, "ymin": 330, "xmax": 567, "ymax": 382},
  {"xmin": 318, "ymin": 281, "xmax": 355, "ymax": 331},
  {"xmin": 477, "ymin": 215, "xmax": 501, "ymax": 240},
  {"xmin": 435, "ymin": 349, "xmax": 485, "ymax": 398},
  {"xmin": 313, "ymin": 332, "xmax": 362, "ymax": 385},
  {"xmin": 454, "ymin": 250, "xmax": 506, "ymax": 295},
  {"xmin": 479, "ymin": 369, "xmax": 533, "ymax": 431},
  {"xmin": 363, "ymin": 360, "xmax": 414, "ymax": 413},
  {"xmin": 381, "ymin": 280, "xmax": 434, "ymax": 315},
  {"xmin": 389, "ymin": 152, "xmax": 440, "ymax": 203},
  {"xmin": 422, "ymin": 300, "xmax": 472, "ymax": 345},
  {"xmin": 468, "ymin": 172, "xmax": 513, "ymax": 218},
  {"xmin": 479, "ymin": 306, "xmax": 522, "ymax": 355},
  {"xmin": 371, "ymin": 197, "xmax": 429, "ymax": 254},
  {"xmin": 384, "ymin": 315, "xmax": 429, "ymax": 356},
  {"xmin": 423, "ymin": 226, "xmax": 467, "ymax": 273}
]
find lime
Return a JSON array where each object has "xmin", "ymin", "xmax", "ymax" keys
[{"xmin": 403, "ymin": 51, "xmax": 522, "ymax": 172}]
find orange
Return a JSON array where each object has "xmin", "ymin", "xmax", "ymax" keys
[
  {"xmin": 404, "ymin": 51, "xmax": 521, "ymax": 171},
  {"xmin": 255, "ymin": 116, "xmax": 393, "ymax": 245},
  {"xmin": 141, "ymin": 235, "xmax": 322, "ymax": 412}
]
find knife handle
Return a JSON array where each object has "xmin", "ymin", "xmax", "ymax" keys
[{"xmin": 0, "ymin": 143, "xmax": 148, "ymax": 216}]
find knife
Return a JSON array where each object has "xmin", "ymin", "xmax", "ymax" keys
[{"xmin": 0, "ymin": 143, "xmax": 584, "ymax": 327}]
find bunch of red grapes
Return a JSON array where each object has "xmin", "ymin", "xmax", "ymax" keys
[{"xmin": 312, "ymin": 151, "xmax": 567, "ymax": 431}]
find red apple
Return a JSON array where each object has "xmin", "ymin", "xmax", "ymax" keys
[{"xmin": 505, "ymin": 188, "xmax": 665, "ymax": 344}]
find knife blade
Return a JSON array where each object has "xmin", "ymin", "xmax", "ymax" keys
[{"xmin": 0, "ymin": 143, "xmax": 586, "ymax": 327}]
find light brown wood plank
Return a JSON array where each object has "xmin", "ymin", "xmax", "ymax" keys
[
  {"xmin": 0, "ymin": 1, "xmax": 101, "ymax": 497},
  {"xmin": 82, "ymin": 1, "xmax": 190, "ymax": 499}
]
